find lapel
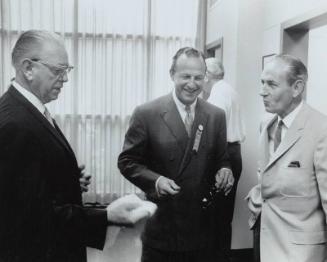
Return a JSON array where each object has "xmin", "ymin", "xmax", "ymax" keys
[
  {"xmin": 160, "ymin": 95, "xmax": 189, "ymax": 152},
  {"xmin": 8, "ymin": 86, "xmax": 75, "ymax": 156},
  {"xmin": 177, "ymin": 99, "xmax": 209, "ymax": 176},
  {"xmin": 259, "ymin": 115, "xmax": 276, "ymax": 171},
  {"xmin": 263, "ymin": 104, "xmax": 309, "ymax": 173}
]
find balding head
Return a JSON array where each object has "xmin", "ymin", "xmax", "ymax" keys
[
  {"xmin": 12, "ymin": 30, "xmax": 65, "ymax": 69},
  {"xmin": 205, "ymin": 57, "xmax": 224, "ymax": 79}
]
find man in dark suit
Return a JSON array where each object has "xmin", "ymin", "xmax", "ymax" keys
[
  {"xmin": 118, "ymin": 47, "xmax": 234, "ymax": 262},
  {"xmin": 0, "ymin": 30, "xmax": 150, "ymax": 262}
]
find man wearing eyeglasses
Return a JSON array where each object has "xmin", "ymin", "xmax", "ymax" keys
[{"xmin": 0, "ymin": 30, "xmax": 152, "ymax": 262}]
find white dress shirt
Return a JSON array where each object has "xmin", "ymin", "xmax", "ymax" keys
[
  {"xmin": 207, "ymin": 79, "xmax": 246, "ymax": 143},
  {"xmin": 268, "ymin": 101, "xmax": 304, "ymax": 159}
]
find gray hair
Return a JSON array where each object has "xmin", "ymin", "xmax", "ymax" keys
[
  {"xmin": 274, "ymin": 54, "xmax": 308, "ymax": 86},
  {"xmin": 205, "ymin": 57, "xmax": 224, "ymax": 79},
  {"xmin": 12, "ymin": 30, "xmax": 64, "ymax": 69},
  {"xmin": 169, "ymin": 47, "xmax": 206, "ymax": 76}
]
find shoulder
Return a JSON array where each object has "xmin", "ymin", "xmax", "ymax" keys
[
  {"xmin": 133, "ymin": 94, "xmax": 171, "ymax": 117},
  {"xmin": 198, "ymin": 97, "xmax": 225, "ymax": 117}
]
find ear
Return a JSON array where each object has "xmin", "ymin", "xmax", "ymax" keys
[
  {"xmin": 20, "ymin": 59, "xmax": 34, "ymax": 81},
  {"xmin": 292, "ymin": 79, "xmax": 305, "ymax": 98}
]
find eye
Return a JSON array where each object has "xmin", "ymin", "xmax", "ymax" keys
[{"xmin": 195, "ymin": 75, "xmax": 205, "ymax": 81}]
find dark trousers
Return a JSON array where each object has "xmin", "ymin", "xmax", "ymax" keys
[
  {"xmin": 141, "ymin": 244, "xmax": 227, "ymax": 262},
  {"xmin": 253, "ymin": 216, "xmax": 261, "ymax": 262},
  {"xmin": 213, "ymin": 143, "xmax": 242, "ymax": 259}
]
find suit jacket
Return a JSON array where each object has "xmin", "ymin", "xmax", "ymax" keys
[
  {"xmin": 118, "ymin": 94, "xmax": 229, "ymax": 251},
  {"xmin": 247, "ymin": 103, "xmax": 327, "ymax": 262},
  {"xmin": 0, "ymin": 86, "xmax": 108, "ymax": 262}
]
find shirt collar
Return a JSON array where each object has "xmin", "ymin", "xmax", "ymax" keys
[
  {"xmin": 172, "ymin": 88, "xmax": 197, "ymax": 114},
  {"xmin": 12, "ymin": 81, "xmax": 46, "ymax": 115},
  {"xmin": 278, "ymin": 100, "xmax": 304, "ymax": 129}
]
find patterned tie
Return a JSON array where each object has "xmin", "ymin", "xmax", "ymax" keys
[
  {"xmin": 44, "ymin": 107, "xmax": 55, "ymax": 127},
  {"xmin": 184, "ymin": 105, "xmax": 193, "ymax": 137},
  {"xmin": 274, "ymin": 120, "xmax": 283, "ymax": 151}
]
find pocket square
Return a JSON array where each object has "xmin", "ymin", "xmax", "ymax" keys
[{"xmin": 288, "ymin": 161, "xmax": 300, "ymax": 168}]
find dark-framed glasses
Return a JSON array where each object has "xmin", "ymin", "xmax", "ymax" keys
[{"xmin": 30, "ymin": 58, "xmax": 74, "ymax": 78}]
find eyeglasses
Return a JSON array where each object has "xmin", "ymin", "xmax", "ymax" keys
[{"xmin": 30, "ymin": 59, "xmax": 74, "ymax": 78}]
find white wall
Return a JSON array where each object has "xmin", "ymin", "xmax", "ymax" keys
[
  {"xmin": 207, "ymin": 0, "xmax": 239, "ymax": 88},
  {"xmin": 262, "ymin": 0, "xmax": 327, "ymax": 55},
  {"xmin": 307, "ymin": 25, "xmax": 327, "ymax": 115}
]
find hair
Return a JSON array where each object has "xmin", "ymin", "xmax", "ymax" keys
[
  {"xmin": 274, "ymin": 54, "xmax": 308, "ymax": 86},
  {"xmin": 205, "ymin": 57, "xmax": 224, "ymax": 79},
  {"xmin": 12, "ymin": 30, "xmax": 64, "ymax": 69},
  {"xmin": 169, "ymin": 47, "xmax": 206, "ymax": 76}
]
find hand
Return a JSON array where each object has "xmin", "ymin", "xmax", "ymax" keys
[
  {"xmin": 156, "ymin": 177, "xmax": 181, "ymax": 197},
  {"xmin": 107, "ymin": 194, "xmax": 155, "ymax": 226},
  {"xmin": 79, "ymin": 164, "xmax": 92, "ymax": 192},
  {"xmin": 215, "ymin": 167, "xmax": 234, "ymax": 196}
]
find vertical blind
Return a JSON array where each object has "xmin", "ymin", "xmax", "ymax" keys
[{"xmin": 0, "ymin": 0, "xmax": 203, "ymax": 204}]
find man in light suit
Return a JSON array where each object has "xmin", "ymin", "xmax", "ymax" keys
[
  {"xmin": 0, "ymin": 30, "xmax": 151, "ymax": 262},
  {"xmin": 118, "ymin": 47, "xmax": 234, "ymax": 262},
  {"xmin": 246, "ymin": 54, "xmax": 327, "ymax": 262}
]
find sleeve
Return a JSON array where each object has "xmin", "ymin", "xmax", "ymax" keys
[
  {"xmin": 118, "ymin": 107, "xmax": 161, "ymax": 194},
  {"xmin": 314, "ymin": 126, "xmax": 327, "ymax": 224},
  {"xmin": 0, "ymin": 122, "xmax": 108, "ymax": 252}
]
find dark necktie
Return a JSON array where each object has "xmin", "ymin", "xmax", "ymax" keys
[
  {"xmin": 274, "ymin": 120, "xmax": 284, "ymax": 151},
  {"xmin": 184, "ymin": 105, "xmax": 193, "ymax": 137}
]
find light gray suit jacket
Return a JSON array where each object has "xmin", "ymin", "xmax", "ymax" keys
[{"xmin": 247, "ymin": 103, "xmax": 327, "ymax": 262}]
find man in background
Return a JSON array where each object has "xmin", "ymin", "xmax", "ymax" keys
[
  {"xmin": 203, "ymin": 58, "xmax": 245, "ymax": 260},
  {"xmin": 0, "ymin": 30, "xmax": 150, "ymax": 262},
  {"xmin": 118, "ymin": 47, "xmax": 234, "ymax": 262},
  {"xmin": 247, "ymin": 54, "xmax": 327, "ymax": 262}
]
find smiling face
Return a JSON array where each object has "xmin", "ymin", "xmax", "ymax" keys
[
  {"xmin": 260, "ymin": 59, "xmax": 303, "ymax": 118},
  {"xmin": 171, "ymin": 54, "xmax": 206, "ymax": 105}
]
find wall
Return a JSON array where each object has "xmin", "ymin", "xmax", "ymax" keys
[
  {"xmin": 306, "ymin": 25, "xmax": 327, "ymax": 115},
  {"xmin": 206, "ymin": 0, "xmax": 265, "ymax": 249},
  {"xmin": 262, "ymin": 0, "xmax": 327, "ymax": 55},
  {"xmin": 206, "ymin": 0, "xmax": 239, "ymax": 88}
]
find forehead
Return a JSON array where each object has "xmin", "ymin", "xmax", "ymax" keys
[
  {"xmin": 39, "ymin": 41, "xmax": 69, "ymax": 65},
  {"xmin": 261, "ymin": 60, "xmax": 289, "ymax": 82},
  {"xmin": 175, "ymin": 54, "xmax": 206, "ymax": 74}
]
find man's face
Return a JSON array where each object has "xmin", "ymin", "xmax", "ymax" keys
[
  {"xmin": 171, "ymin": 54, "xmax": 206, "ymax": 105},
  {"xmin": 31, "ymin": 43, "xmax": 70, "ymax": 104},
  {"xmin": 260, "ymin": 60, "xmax": 296, "ymax": 118}
]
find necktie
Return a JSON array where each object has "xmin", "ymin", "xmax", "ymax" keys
[
  {"xmin": 274, "ymin": 120, "xmax": 283, "ymax": 151},
  {"xmin": 184, "ymin": 105, "xmax": 193, "ymax": 137},
  {"xmin": 44, "ymin": 107, "xmax": 55, "ymax": 127}
]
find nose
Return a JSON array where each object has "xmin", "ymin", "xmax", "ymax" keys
[
  {"xmin": 259, "ymin": 84, "xmax": 268, "ymax": 97},
  {"xmin": 60, "ymin": 71, "xmax": 69, "ymax": 83}
]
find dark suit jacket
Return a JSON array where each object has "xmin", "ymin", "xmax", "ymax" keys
[
  {"xmin": 118, "ymin": 94, "xmax": 229, "ymax": 251},
  {"xmin": 0, "ymin": 86, "xmax": 108, "ymax": 262}
]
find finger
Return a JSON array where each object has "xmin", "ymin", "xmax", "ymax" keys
[
  {"xmin": 78, "ymin": 164, "xmax": 86, "ymax": 171},
  {"xmin": 168, "ymin": 180, "xmax": 181, "ymax": 191},
  {"xmin": 84, "ymin": 174, "xmax": 92, "ymax": 181},
  {"xmin": 215, "ymin": 174, "xmax": 223, "ymax": 190}
]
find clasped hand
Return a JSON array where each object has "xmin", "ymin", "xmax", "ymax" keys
[{"xmin": 215, "ymin": 167, "xmax": 234, "ymax": 196}]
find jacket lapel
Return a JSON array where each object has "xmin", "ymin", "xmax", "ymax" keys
[
  {"xmin": 263, "ymin": 104, "xmax": 308, "ymax": 172},
  {"xmin": 259, "ymin": 116, "xmax": 276, "ymax": 171},
  {"xmin": 177, "ymin": 99, "xmax": 209, "ymax": 176},
  {"xmin": 9, "ymin": 86, "xmax": 75, "ymax": 156},
  {"xmin": 161, "ymin": 95, "xmax": 189, "ymax": 152}
]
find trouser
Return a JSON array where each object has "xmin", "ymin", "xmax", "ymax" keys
[
  {"xmin": 253, "ymin": 215, "xmax": 261, "ymax": 262},
  {"xmin": 213, "ymin": 142, "xmax": 242, "ymax": 259},
  {"xmin": 141, "ymin": 244, "xmax": 227, "ymax": 262}
]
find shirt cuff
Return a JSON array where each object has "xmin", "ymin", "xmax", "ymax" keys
[{"xmin": 155, "ymin": 176, "xmax": 163, "ymax": 196}]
